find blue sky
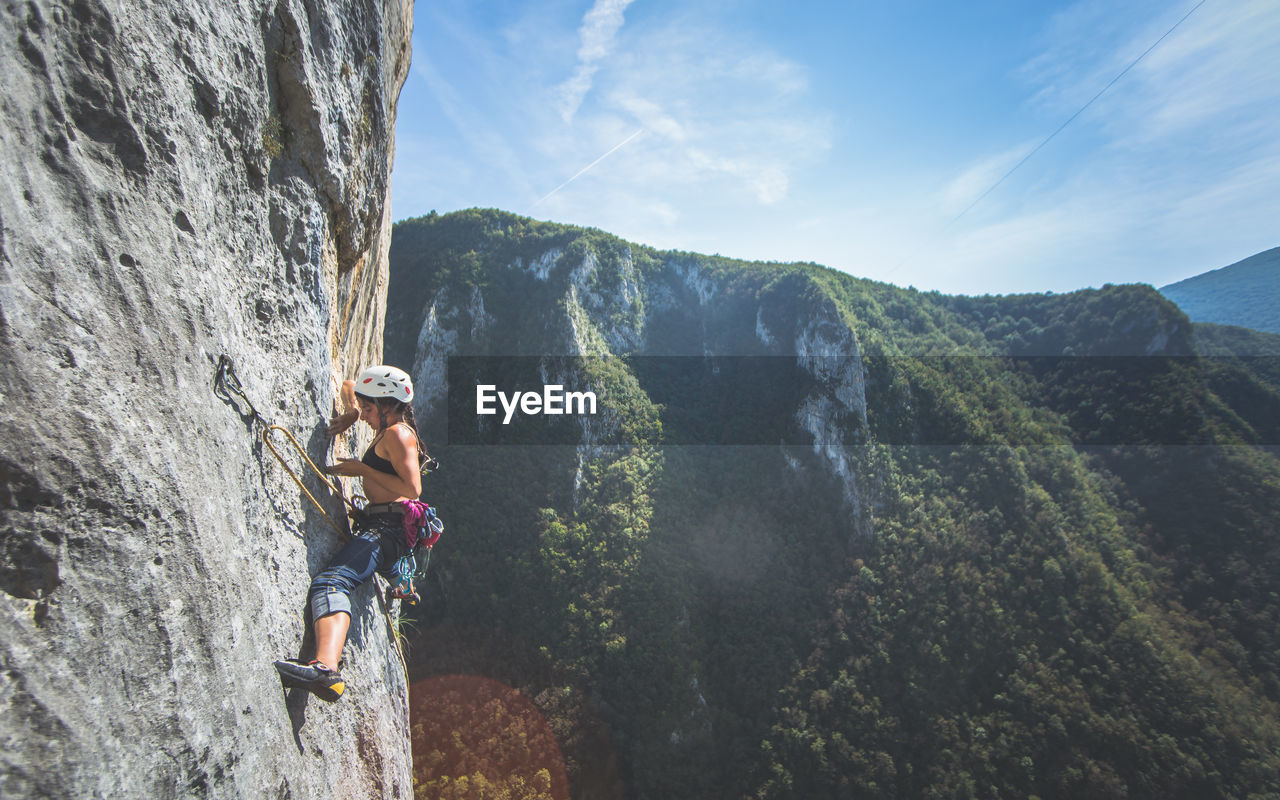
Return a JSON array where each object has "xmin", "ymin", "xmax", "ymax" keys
[{"xmin": 390, "ymin": 0, "xmax": 1280, "ymax": 295}]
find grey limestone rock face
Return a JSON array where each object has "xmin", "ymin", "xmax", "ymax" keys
[{"xmin": 0, "ymin": 0, "xmax": 415, "ymax": 797}]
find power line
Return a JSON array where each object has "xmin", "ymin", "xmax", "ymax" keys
[
  {"xmin": 888, "ymin": 0, "xmax": 1207, "ymax": 279},
  {"xmin": 948, "ymin": 0, "xmax": 1207, "ymax": 227}
]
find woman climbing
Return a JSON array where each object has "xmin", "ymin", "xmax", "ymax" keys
[{"xmin": 273, "ymin": 364, "xmax": 429, "ymax": 701}]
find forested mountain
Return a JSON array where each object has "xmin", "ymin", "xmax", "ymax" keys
[
  {"xmin": 1159, "ymin": 247, "xmax": 1280, "ymax": 334},
  {"xmin": 388, "ymin": 209, "xmax": 1280, "ymax": 799}
]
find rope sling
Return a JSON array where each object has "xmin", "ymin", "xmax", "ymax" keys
[{"xmin": 213, "ymin": 354, "xmax": 433, "ymax": 679}]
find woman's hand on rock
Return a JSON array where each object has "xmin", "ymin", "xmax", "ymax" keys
[
  {"xmin": 323, "ymin": 457, "xmax": 366, "ymax": 477},
  {"xmin": 327, "ymin": 409, "xmax": 359, "ymax": 438}
]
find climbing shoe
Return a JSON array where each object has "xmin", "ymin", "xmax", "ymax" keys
[{"xmin": 273, "ymin": 659, "xmax": 345, "ymax": 702}]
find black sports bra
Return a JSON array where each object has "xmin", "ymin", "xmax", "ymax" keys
[
  {"xmin": 362, "ymin": 423, "xmax": 422, "ymax": 477},
  {"xmin": 361, "ymin": 442, "xmax": 397, "ymax": 476}
]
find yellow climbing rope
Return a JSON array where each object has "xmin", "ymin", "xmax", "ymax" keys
[{"xmin": 261, "ymin": 424, "xmax": 359, "ymax": 536}]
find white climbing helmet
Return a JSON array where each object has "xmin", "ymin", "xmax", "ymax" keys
[{"xmin": 354, "ymin": 364, "xmax": 413, "ymax": 404}]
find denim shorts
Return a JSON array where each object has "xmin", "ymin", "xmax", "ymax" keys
[{"xmin": 306, "ymin": 513, "xmax": 409, "ymax": 619}]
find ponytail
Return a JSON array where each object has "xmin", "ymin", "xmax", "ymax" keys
[{"xmin": 401, "ymin": 402, "xmax": 439, "ymax": 474}]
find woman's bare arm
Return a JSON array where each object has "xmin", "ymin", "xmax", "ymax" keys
[
  {"xmin": 326, "ymin": 425, "xmax": 421, "ymax": 500},
  {"xmin": 326, "ymin": 379, "xmax": 359, "ymax": 437}
]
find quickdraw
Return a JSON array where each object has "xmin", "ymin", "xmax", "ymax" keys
[
  {"xmin": 213, "ymin": 354, "xmax": 263, "ymax": 424},
  {"xmin": 215, "ymin": 355, "xmax": 362, "ymax": 536}
]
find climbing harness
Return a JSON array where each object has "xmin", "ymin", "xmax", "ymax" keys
[
  {"xmin": 214, "ymin": 354, "xmax": 445, "ymax": 678},
  {"xmin": 357, "ymin": 499, "xmax": 444, "ymax": 605},
  {"xmin": 385, "ymin": 499, "xmax": 444, "ymax": 605}
]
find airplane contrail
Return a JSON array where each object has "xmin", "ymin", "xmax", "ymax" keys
[{"xmin": 530, "ymin": 128, "xmax": 646, "ymax": 209}]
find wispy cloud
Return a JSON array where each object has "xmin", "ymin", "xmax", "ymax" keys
[
  {"xmin": 557, "ymin": 0, "xmax": 638, "ymax": 122},
  {"xmin": 1121, "ymin": 2, "xmax": 1280, "ymax": 150},
  {"xmin": 612, "ymin": 93, "xmax": 686, "ymax": 142},
  {"xmin": 532, "ymin": 16, "xmax": 831, "ymax": 233},
  {"xmin": 906, "ymin": 0, "xmax": 1280, "ymax": 292},
  {"xmin": 394, "ymin": 1, "xmax": 830, "ymax": 256},
  {"xmin": 1017, "ymin": 0, "xmax": 1280, "ymax": 146},
  {"xmin": 408, "ymin": 43, "xmax": 536, "ymax": 202},
  {"xmin": 940, "ymin": 140, "xmax": 1039, "ymax": 216}
]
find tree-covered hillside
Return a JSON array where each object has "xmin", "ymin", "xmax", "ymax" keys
[
  {"xmin": 390, "ymin": 209, "xmax": 1280, "ymax": 799},
  {"xmin": 1193, "ymin": 322, "xmax": 1280, "ymax": 393}
]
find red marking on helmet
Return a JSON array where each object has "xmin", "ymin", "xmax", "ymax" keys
[{"xmin": 363, "ymin": 378, "xmax": 373, "ymax": 383}]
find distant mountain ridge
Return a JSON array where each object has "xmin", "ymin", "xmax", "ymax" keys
[{"xmin": 1159, "ymin": 246, "xmax": 1280, "ymax": 334}]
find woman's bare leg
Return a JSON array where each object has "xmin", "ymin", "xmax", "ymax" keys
[{"xmin": 314, "ymin": 611, "xmax": 350, "ymax": 670}]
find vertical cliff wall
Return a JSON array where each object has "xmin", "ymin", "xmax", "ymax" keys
[{"xmin": 0, "ymin": 0, "xmax": 413, "ymax": 797}]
